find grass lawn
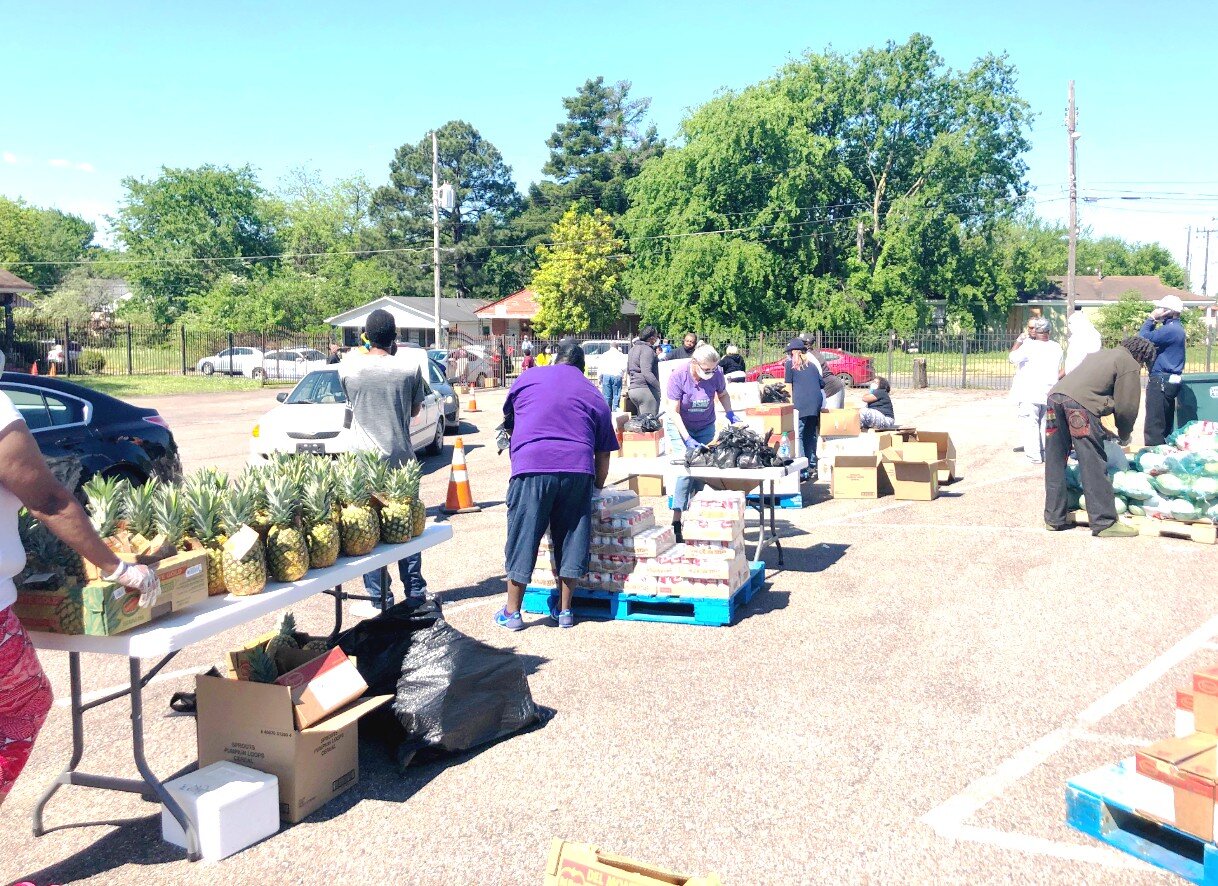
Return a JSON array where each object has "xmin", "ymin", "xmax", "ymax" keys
[{"xmin": 65, "ymin": 374, "xmax": 285, "ymax": 398}]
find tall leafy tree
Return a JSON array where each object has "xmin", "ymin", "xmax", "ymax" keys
[
  {"xmin": 0, "ymin": 197, "xmax": 95, "ymax": 291},
  {"xmin": 531, "ymin": 206, "xmax": 626, "ymax": 335},
  {"xmin": 623, "ymin": 35, "xmax": 1032, "ymax": 335},
  {"xmin": 371, "ymin": 121, "xmax": 522, "ymax": 301},
  {"xmin": 111, "ymin": 164, "xmax": 279, "ymax": 323}
]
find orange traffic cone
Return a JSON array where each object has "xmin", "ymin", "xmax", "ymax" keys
[
  {"xmin": 48, "ymin": 361, "xmax": 57, "ymax": 377},
  {"xmin": 30, "ymin": 361, "xmax": 38, "ymax": 375},
  {"xmin": 441, "ymin": 437, "xmax": 482, "ymax": 514},
  {"xmin": 465, "ymin": 387, "xmax": 480, "ymax": 413}
]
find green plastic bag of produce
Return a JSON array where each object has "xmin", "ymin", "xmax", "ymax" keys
[
  {"xmin": 1128, "ymin": 503, "xmax": 1146, "ymax": 517},
  {"xmin": 1166, "ymin": 452, "xmax": 1210, "ymax": 476},
  {"xmin": 1117, "ymin": 471, "xmax": 1156, "ymax": 501},
  {"xmin": 1152, "ymin": 472, "xmax": 1188, "ymax": 498},
  {"xmin": 1170, "ymin": 498, "xmax": 1204, "ymax": 521},
  {"xmin": 1067, "ymin": 489, "xmax": 1082, "ymax": 511},
  {"xmin": 1135, "ymin": 448, "xmax": 1171, "ymax": 475},
  {"xmin": 1188, "ymin": 476, "xmax": 1218, "ymax": 502},
  {"xmin": 1064, "ymin": 462, "xmax": 1083, "ymax": 491},
  {"xmin": 1114, "ymin": 496, "xmax": 1128, "ymax": 515},
  {"xmin": 1207, "ymin": 502, "xmax": 1218, "ymax": 524}
]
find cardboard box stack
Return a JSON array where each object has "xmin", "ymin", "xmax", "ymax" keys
[
  {"xmin": 825, "ymin": 429, "xmax": 957, "ymax": 502},
  {"xmin": 1124, "ymin": 663, "xmax": 1218, "ymax": 841},
  {"xmin": 533, "ymin": 489, "xmax": 751, "ymax": 600}
]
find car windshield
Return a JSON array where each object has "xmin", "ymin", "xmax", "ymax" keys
[
  {"xmin": 300, "ymin": 349, "xmax": 325, "ymax": 361},
  {"xmin": 428, "ymin": 363, "xmax": 447, "ymax": 386},
  {"xmin": 286, "ymin": 371, "xmax": 347, "ymax": 405}
]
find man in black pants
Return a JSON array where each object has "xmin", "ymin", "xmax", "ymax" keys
[
  {"xmin": 1044, "ymin": 336, "xmax": 1156, "ymax": 538},
  {"xmin": 1139, "ymin": 294, "xmax": 1188, "ymax": 446}
]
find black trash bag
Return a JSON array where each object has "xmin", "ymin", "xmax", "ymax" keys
[
  {"xmin": 761, "ymin": 383, "xmax": 791, "ymax": 403},
  {"xmin": 336, "ymin": 598, "xmax": 545, "ymax": 770},
  {"xmin": 625, "ymin": 413, "xmax": 663, "ymax": 433},
  {"xmin": 736, "ymin": 451, "xmax": 763, "ymax": 469},
  {"xmin": 684, "ymin": 445, "xmax": 714, "ymax": 467},
  {"xmin": 712, "ymin": 445, "xmax": 740, "ymax": 469}
]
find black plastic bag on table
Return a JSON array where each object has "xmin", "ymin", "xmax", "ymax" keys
[
  {"xmin": 761, "ymin": 383, "xmax": 791, "ymax": 404},
  {"xmin": 625, "ymin": 413, "xmax": 663, "ymax": 433},
  {"xmin": 336, "ymin": 599, "xmax": 545, "ymax": 769},
  {"xmin": 712, "ymin": 445, "xmax": 741, "ymax": 469},
  {"xmin": 684, "ymin": 445, "xmax": 714, "ymax": 467}
]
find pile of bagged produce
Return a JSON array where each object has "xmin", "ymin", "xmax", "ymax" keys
[{"xmin": 1068, "ymin": 421, "xmax": 1218, "ymax": 523}]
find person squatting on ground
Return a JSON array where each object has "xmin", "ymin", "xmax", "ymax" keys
[
  {"xmin": 782, "ymin": 337, "xmax": 823, "ymax": 480},
  {"xmin": 597, "ymin": 342, "xmax": 628, "ymax": 409},
  {"xmin": 859, "ymin": 377, "xmax": 897, "ymax": 430},
  {"xmin": 665, "ymin": 345, "xmax": 740, "ymax": 542},
  {"xmin": 627, "ymin": 325, "xmax": 662, "ymax": 416},
  {"xmin": 497, "ymin": 340, "xmax": 618, "ymax": 630},
  {"xmin": 1139, "ymin": 294, "xmax": 1188, "ymax": 447},
  {"xmin": 1009, "ymin": 316, "xmax": 1064, "ymax": 465},
  {"xmin": 0, "ymin": 347, "xmax": 161, "ymax": 806},
  {"xmin": 338, "ymin": 309, "xmax": 429, "ymax": 614},
  {"xmin": 1044, "ymin": 336, "xmax": 1157, "ymax": 538}
]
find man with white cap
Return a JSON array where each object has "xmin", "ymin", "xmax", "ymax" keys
[{"xmin": 1139, "ymin": 294, "xmax": 1187, "ymax": 446}]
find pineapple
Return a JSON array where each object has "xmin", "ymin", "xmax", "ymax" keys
[
  {"xmin": 402, "ymin": 459, "xmax": 426, "ymax": 538},
  {"xmin": 124, "ymin": 479, "xmax": 160, "ymax": 543},
  {"xmin": 82, "ymin": 474, "xmax": 127, "ymax": 540},
  {"xmin": 336, "ymin": 453, "xmax": 380, "ymax": 556},
  {"xmin": 380, "ymin": 466, "xmax": 415, "ymax": 543},
  {"xmin": 301, "ymin": 637, "xmax": 329, "ymax": 655},
  {"xmin": 219, "ymin": 483, "xmax": 267, "ymax": 596},
  {"xmin": 240, "ymin": 467, "xmax": 272, "ymax": 538},
  {"xmin": 264, "ymin": 472, "xmax": 309, "ymax": 582},
  {"xmin": 153, "ymin": 485, "xmax": 189, "ymax": 552},
  {"xmin": 265, "ymin": 611, "xmax": 301, "ymax": 671},
  {"xmin": 303, "ymin": 478, "xmax": 340, "ymax": 569},
  {"xmin": 184, "ymin": 480, "xmax": 227, "ymax": 595},
  {"xmin": 246, "ymin": 646, "xmax": 279, "ymax": 683}
]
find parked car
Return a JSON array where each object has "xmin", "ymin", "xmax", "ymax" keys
[
  {"xmin": 196, "ymin": 347, "xmax": 264, "ymax": 377},
  {"xmin": 745, "ymin": 347, "xmax": 875, "ymax": 387},
  {"xmin": 249, "ymin": 351, "xmax": 446, "ymax": 461},
  {"xmin": 439, "ymin": 347, "xmax": 493, "ymax": 385},
  {"xmin": 253, "ymin": 348, "xmax": 329, "ymax": 381},
  {"xmin": 581, "ymin": 339, "xmax": 631, "ymax": 378},
  {"xmin": 426, "ymin": 359, "xmax": 461, "ymax": 431},
  {"xmin": 0, "ymin": 372, "xmax": 182, "ymax": 492}
]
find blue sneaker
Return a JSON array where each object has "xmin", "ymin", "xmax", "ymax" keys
[
  {"xmin": 556, "ymin": 608, "xmax": 574, "ymax": 629},
  {"xmin": 494, "ymin": 607, "xmax": 524, "ymax": 631}
]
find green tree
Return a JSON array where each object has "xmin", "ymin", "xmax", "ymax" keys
[
  {"xmin": 1095, "ymin": 290, "xmax": 1205, "ymax": 343},
  {"xmin": 531, "ymin": 206, "xmax": 626, "ymax": 335},
  {"xmin": 111, "ymin": 164, "xmax": 279, "ymax": 323},
  {"xmin": 623, "ymin": 35, "xmax": 1031, "ymax": 335},
  {"xmin": 0, "ymin": 197, "xmax": 95, "ymax": 291},
  {"xmin": 371, "ymin": 121, "xmax": 522, "ymax": 300},
  {"xmin": 29, "ymin": 268, "xmax": 119, "ymax": 326}
]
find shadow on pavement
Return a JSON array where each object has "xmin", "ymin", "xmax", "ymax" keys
[
  {"xmin": 18, "ymin": 813, "xmax": 185, "ymax": 883},
  {"xmin": 436, "ymin": 574, "xmax": 511, "ymax": 607}
]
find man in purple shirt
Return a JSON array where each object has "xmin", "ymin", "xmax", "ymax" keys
[{"xmin": 496, "ymin": 340, "xmax": 618, "ymax": 630}]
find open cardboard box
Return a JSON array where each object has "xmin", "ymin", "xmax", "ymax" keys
[
  {"xmin": 545, "ymin": 839, "xmax": 722, "ymax": 886},
  {"xmin": 915, "ymin": 431, "xmax": 958, "ymax": 483},
  {"xmin": 1135, "ymin": 732, "xmax": 1218, "ymax": 841},
  {"xmin": 196, "ymin": 674, "xmax": 390, "ymax": 823},
  {"xmin": 886, "ymin": 460, "xmax": 945, "ymax": 501},
  {"xmin": 831, "ymin": 454, "xmax": 890, "ymax": 499}
]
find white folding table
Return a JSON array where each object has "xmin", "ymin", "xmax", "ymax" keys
[
  {"xmin": 609, "ymin": 458, "xmax": 807, "ymax": 565},
  {"xmin": 26, "ymin": 523, "xmax": 453, "ymax": 861}
]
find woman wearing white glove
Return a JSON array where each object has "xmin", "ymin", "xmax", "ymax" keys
[{"xmin": 0, "ymin": 355, "xmax": 160, "ymax": 807}]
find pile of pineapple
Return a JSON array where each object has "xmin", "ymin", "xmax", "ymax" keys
[
  {"xmin": 19, "ymin": 452, "xmax": 427, "ymax": 599},
  {"xmin": 242, "ymin": 612, "xmax": 330, "ymax": 683}
]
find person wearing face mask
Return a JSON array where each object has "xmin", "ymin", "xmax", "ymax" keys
[
  {"xmin": 1009, "ymin": 316, "xmax": 1064, "ymax": 465},
  {"xmin": 664, "ymin": 345, "xmax": 740, "ymax": 541},
  {"xmin": 0, "ymin": 349, "xmax": 162, "ymax": 808},
  {"xmin": 859, "ymin": 377, "xmax": 897, "ymax": 430}
]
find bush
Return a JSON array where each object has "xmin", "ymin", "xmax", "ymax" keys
[{"xmin": 77, "ymin": 350, "xmax": 106, "ymax": 374}]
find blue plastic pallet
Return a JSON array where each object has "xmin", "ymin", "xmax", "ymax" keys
[
  {"xmin": 522, "ymin": 562, "xmax": 765, "ymax": 627},
  {"xmin": 1066, "ymin": 758, "xmax": 1218, "ymax": 884},
  {"xmin": 746, "ymin": 491, "xmax": 804, "ymax": 509}
]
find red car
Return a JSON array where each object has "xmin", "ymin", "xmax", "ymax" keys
[{"xmin": 745, "ymin": 347, "xmax": 875, "ymax": 387}]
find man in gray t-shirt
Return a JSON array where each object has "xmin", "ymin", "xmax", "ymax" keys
[{"xmin": 337, "ymin": 309, "xmax": 428, "ymax": 613}]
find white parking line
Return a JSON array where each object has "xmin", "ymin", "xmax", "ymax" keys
[{"xmin": 921, "ymin": 612, "xmax": 1218, "ymax": 867}]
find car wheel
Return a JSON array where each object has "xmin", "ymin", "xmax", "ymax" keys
[
  {"xmin": 837, "ymin": 372, "xmax": 854, "ymax": 387},
  {"xmin": 424, "ymin": 419, "xmax": 445, "ymax": 456},
  {"xmin": 201, "ymin": 362, "xmax": 215, "ymax": 376},
  {"xmin": 758, "ymin": 372, "xmax": 773, "ymax": 381}
]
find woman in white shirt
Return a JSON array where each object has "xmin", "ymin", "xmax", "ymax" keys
[
  {"xmin": 1008, "ymin": 317, "xmax": 1064, "ymax": 465},
  {"xmin": 0, "ymin": 351, "xmax": 160, "ymax": 807}
]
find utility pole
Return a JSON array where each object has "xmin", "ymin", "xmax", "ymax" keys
[
  {"xmin": 1065, "ymin": 81, "xmax": 1079, "ymax": 315},
  {"xmin": 1201, "ymin": 227, "xmax": 1216, "ymax": 297},
  {"xmin": 1185, "ymin": 225, "xmax": 1192, "ymax": 286},
  {"xmin": 431, "ymin": 131, "xmax": 442, "ymax": 347}
]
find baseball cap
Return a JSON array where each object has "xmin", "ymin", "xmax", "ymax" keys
[{"xmin": 1154, "ymin": 295, "xmax": 1185, "ymax": 313}]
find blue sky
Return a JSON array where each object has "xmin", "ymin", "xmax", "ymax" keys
[{"xmin": 2, "ymin": 0, "xmax": 1216, "ymax": 284}]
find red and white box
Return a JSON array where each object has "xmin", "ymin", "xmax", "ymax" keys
[
  {"xmin": 683, "ymin": 538, "xmax": 743, "ymax": 559},
  {"xmin": 678, "ymin": 552, "xmax": 747, "ymax": 582},
  {"xmin": 628, "ymin": 525, "xmax": 676, "ymax": 558},
  {"xmin": 274, "ymin": 649, "xmax": 368, "ymax": 730},
  {"xmin": 596, "ymin": 506, "xmax": 656, "ymax": 538},
  {"xmin": 591, "ymin": 489, "xmax": 640, "ymax": 519},
  {"xmin": 623, "ymin": 574, "xmax": 658, "ymax": 596},
  {"xmin": 682, "ymin": 516, "xmax": 744, "ymax": 543},
  {"xmin": 1180, "ymin": 689, "xmax": 1197, "ymax": 738},
  {"xmin": 589, "ymin": 551, "xmax": 638, "ymax": 574},
  {"xmin": 687, "ymin": 490, "xmax": 746, "ymax": 520}
]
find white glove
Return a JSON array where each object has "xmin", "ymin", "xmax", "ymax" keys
[{"xmin": 107, "ymin": 560, "xmax": 162, "ymax": 608}]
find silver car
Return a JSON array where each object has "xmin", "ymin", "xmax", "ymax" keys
[
  {"xmin": 196, "ymin": 347, "xmax": 264, "ymax": 377},
  {"xmin": 253, "ymin": 348, "xmax": 329, "ymax": 381}
]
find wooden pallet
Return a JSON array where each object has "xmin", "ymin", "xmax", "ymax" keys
[
  {"xmin": 522, "ymin": 562, "xmax": 765, "ymax": 627},
  {"xmin": 1067, "ymin": 758, "xmax": 1218, "ymax": 884},
  {"xmin": 1068, "ymin": 510, "xmax": 1217, "ymax": 544}
]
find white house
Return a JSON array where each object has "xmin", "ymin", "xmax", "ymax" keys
[{"xmin": 325, "ymin": 296, "xmax": 488, "ymax": 347}]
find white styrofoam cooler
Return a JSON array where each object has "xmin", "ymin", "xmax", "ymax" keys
[{"xmin": 161, "ymin": 761, "xmax": 279, "ymax": 861}]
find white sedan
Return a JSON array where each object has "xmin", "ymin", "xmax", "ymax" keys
[
  {"xmin": 197, "ymin": 347, "xmax": 264, "ymax": 376},
  {"xmin": 249, "ymin": 353, "xmax": 446, "ymax": 461},
  {"xmin": 252, "ymin": 348, "xmax": 330, "ymax": 381}
]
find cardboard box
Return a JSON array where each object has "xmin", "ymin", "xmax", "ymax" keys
[
  {"xmin": 916, "ymin": 431, "xmax": 958, "ymax": 482},
  {"xmin": 1135, "ymin": 733, "xmax": 1218, "ymax": 841},
  {"xmin": 545, "ymin": 839, "xmax": 722, "ymax": 886},
  {"xmin": 885, "ymin": 460, "xmax": 944, "ymax": 501},
  {"xmin": 746, "ymin": 403, "xmax": 794, "ymax": 438},
  {"xmin": 725, "ymin": 381, "xmax": 761, "ymax": 410},
  {"xmin": 157, "ymin": 549, "xmax": 210, "ymax": 611},
  {"xmin": 1180, "ymin": 688, "xmax": 1198, "ymax": 738},
  {"xmin": 1192, "ymin": 667, "xmax": 1218, "ymax": 735},
  {"xmin": 628, "ymin": 475, "xmax": 665, "ymax": 498},
  {"xmin": 196, "ymin": 674, "xmax": 390, "ymax": 823},
  {"xmin": 13, "ymin": 574, "xmax": 85, "ymax": 634},
  {"xmin": 831, "ymin": 454, "xmax": 888, "ymax": 500},
  {"xmin": 80, "ymin": 549, "xmax": 210, "ymax": 636},
  {"xmin": 621, "ymin": 430, "xmax": 663, "ymax": 458},
  {"xmin": 820, "ymin": 408, "xmax": 861, "ymax": 437},
  {"xmin": 274, "ymin": 648, "xmax": 369, "ymax": 730}
]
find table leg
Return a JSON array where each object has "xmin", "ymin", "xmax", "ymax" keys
[
  {"xmin": 770, "ymin": 479, "xmax": 784, "ymax": 567},
  {"xmin": 31, "ymin": 652, "xmax": 84, "ymax": 836},
  {"xmin": 379, "ymin": 565, "xmax": 390, "ymax": 612},
  {"xmin": 328, "ymin": 585, "xmax": 344, "ymax": 642},
  {"xmin": 129, "ymin": 657, "xmax": 200, "ymax": 861}
]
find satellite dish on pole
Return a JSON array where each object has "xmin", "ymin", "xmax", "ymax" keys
[{"xmin": 437, "ymin": 183, "xmax": 456, "ymax": 212}]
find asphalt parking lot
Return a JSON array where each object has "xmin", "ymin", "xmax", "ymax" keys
[{"xmin": 2, "ymin": 383, "xmax": 1206, "ymax": 885}]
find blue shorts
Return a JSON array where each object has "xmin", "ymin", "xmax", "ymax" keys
[{"xmin": 505, "ymin": 472, "xmax": 594, "ymax": 585}]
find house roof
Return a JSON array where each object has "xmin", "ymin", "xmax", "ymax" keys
[
  {"xmin": 0, "ymin": 269, "xmax": 36, "ymax": 294},
  {"xmin": 325, "ymin": 296, "xmax": 488, "ymax": 330},
  {"xmin": 1023, "ymin": 275, "xmax": 1212, "ymax": 306},
  {"xmin": 475, "ymin": 288, "xmax": 640, "ymax": 320}
]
